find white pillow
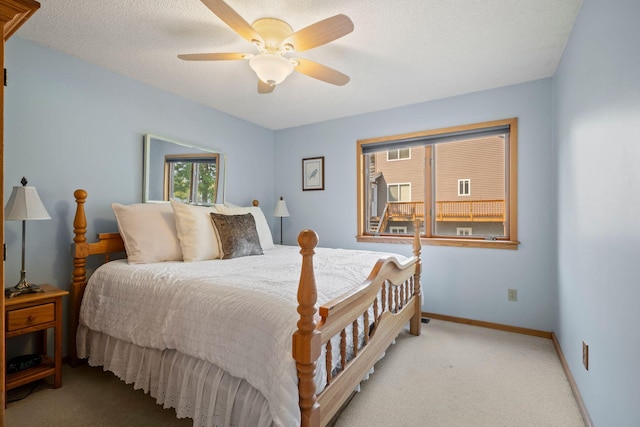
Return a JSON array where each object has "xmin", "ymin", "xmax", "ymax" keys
[
  {"xmin": 170, "ymin": 200, "xmax": 221, "ymax": 262},
  {"xmin": 112, "ymin": 202, "xmax": 183, "ymax": 264},
  {"xmin": 215, "ymin": 205, "xmax": 275, "ymax": 250}
]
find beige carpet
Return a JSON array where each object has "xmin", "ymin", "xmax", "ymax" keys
[
  {"xmin": 5, "ymin": 320, "xmax": 585, "ymax": 426},
  {"xmin": 333, "ymin": 320, "xmax": 585, "ymax": 427}
]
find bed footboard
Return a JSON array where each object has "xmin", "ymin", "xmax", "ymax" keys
[{"xmin": 293, "ymin": 221, "xmax": 422, "ymax": 427}]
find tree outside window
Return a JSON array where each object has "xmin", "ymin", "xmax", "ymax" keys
[{"xmin": 165, "ymin": 154, "xmax": 219, "ymax": 205}]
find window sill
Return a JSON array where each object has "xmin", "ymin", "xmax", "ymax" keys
[{"xmin": 356, "ymin": 235, "xmax": 520, "ymax": 250}]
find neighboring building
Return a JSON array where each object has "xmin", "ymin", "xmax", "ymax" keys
[
  {"xmin": 368, "ymin": 147, "xmax": 425, "ymax": 234},
  {"xmin": 434, "ymin": 136, "xmax": 506, "ymax": 237},
  {"xmin": 367, "ymin": 136, "xmax": 506, "ymax": 237}
]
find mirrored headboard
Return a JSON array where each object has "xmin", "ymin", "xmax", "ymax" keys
[{"xmin": 143, "ymin": 134, "xmax": 226, "ymax": 204}]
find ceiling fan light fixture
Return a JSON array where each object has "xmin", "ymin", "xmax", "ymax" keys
[
  {"xmin": 249, "ymin": 53, "xmax": 294, "ymax": 85},
  {"xmin": 177, "ymin": 2, "xmax": 353, "ymax": 93}
]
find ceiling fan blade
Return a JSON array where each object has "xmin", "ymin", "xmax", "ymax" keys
[
  {"xmin": 294, "ymin": 58, "xmax": 350, "ymax": 86},
  {"xmin": 284, "ymin": 14, "xmax": 354, "ymax": 52},
  {"xmin": 178, "ymin": 53, "xmax": 246, "ymax": 61},
  {"xmin": 201, "ymin": 0, "xmax": 262, "ymax": 43},
  {"xmin": 258, "ymin": 79, "xmax": 275, "ymax": 94}
]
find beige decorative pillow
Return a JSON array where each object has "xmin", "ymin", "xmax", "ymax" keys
[
  {"xmin": 210, "ymin": 213, "xmax": 263, "ymax": 259},
  {"xmin": 170, "ymin": 200, "xmax": 221, "ymax": 262},
  {"xmin": 215, "ymin": 205, "xmax": 275, "ymax": 250},
  {"xmin": 111, "ymin": 202, "xmax": 182, "ymax": 264}
]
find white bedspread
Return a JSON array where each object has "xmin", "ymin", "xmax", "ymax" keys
[{"xmin": 79, "ymin": 245, "xmax": 404, "ymax": 426}]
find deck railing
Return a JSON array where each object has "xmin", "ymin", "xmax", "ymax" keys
[
  {"xmin": 436, "ymin": 199, "xmax": 504, "ymax": 222},
  {"xmin": 386, "ymin": 201, "xmax": 425, "ymax": 218},
  {"xmin": 371, "ymin": 200, "xmax": 504, "ymax": 231}
]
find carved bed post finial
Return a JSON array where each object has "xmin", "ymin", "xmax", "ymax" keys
[
  {"xmin": 410, "ymin": 218, "xmax": 423, "ymax": 336},
  {"xmin": 73, "ymin": 189, "xmax": 87, "ymax": 245},
  {"xmin": 70, "ymin": 189, "xmax": 89, "ymax": 366},
  {"xmin": 293, "ymin": 229, "xmax": 321, "ymax": 427}
]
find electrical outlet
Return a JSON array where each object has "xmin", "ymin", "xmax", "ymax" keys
[
  {"xmin": 507, "ymin": 288, "xmax": 517, "ymax": 301},
  {"xmin": 582, "ymin": 341, "xmax": 589, "ymax": 370}
]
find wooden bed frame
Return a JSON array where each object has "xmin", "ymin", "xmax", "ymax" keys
[{"xmin": 69, "ymin": 189, "xmax": 422, "ymax": 427}]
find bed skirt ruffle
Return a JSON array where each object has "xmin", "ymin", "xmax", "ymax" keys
[{"xmin": 77, "ymin": 325, "xmax": 276, "ymax": 427}]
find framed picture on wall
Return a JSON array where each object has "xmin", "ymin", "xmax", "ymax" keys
[{"xmin": 302, "ymin": 156, "xmax": 324, "ymax": 191}]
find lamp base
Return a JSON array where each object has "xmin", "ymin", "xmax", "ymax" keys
[{"xmin": 5, "ymin": 281, "xmax": 44, "ymax": 299}]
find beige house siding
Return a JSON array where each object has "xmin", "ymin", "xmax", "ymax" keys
[
  {"xmin": 435, "ymin": 136, "xmax": 505, "ymax": 201},
  {"xmin": 371, "ymin": 138, "xmax": 504, "ymax": 204}
]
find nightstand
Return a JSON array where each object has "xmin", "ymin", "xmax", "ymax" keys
[{"xmin": 4, "ymin": 284, "xmax": 68, "ymax": 393}]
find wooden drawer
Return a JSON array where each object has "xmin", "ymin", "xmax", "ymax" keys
[{"xmin": 6, "ymin": 303, "xmax": 55, "ymax": 332}]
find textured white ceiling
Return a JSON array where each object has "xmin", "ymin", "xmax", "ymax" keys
[{"xmin": 16, "ymin": 0, "xmax": 583, "ymax": 130}]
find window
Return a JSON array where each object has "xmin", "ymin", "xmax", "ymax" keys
[
  {"xmin": 390, "ymin": 226, "xmax": 408, "ymax": 234},
  {"xmin": 387, "ymin": 148, "xmax": 411, "ymax": 161},
  {"xmin": 357, "ymin": 118, "xmax": 518, "ymax": 249},
  {"xmin": 387, "ymin": 183, "xmax": 411, "ymax": 202},
  {"xmin": 458, "ymin": 179, "xmax": 471, "ymax": 196},
  {"xmin": 164, "ymin": 154, "xmax": 219, "ymax": 205},
  {"xmin": 457, "ymin": 227, "xmax": 472, "ymax": 236}
]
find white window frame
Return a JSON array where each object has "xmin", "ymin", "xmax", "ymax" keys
[
  {"xmin": 458, "ymin": 179, "xmax": 471, "ymax": 196},
  {"xmin": 387, "ymin": 148, "xmax": 411, "ymax": 161},
  {"xmin": 387, "ymin": 183, "xmax": 411, "ymax": 202},
  {"xmin": 390, "ymin": 226, "xmax": 408, "ymax": 234},
  {"xmin": 456, "ymin": 227, "xmax": 473, "ymax": 236}
]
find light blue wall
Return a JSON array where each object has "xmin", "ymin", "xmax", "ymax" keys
[
  {"xmin": 274, "ymin": 79, "xmax": 557, "ymax": 332},
  {"xmin": 4, "ymin": 38, "xmax": 275, "ymax": 356},
  {"xmin": 553, "ymin": 0, "xmax": 640, "ymax": 425}
]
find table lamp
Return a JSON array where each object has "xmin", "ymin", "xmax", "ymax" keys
[
  {"xmin": 273, "ymin": 196, "xmax": 290, "ymax": 245},
  {"xmin": 4, "ymin": 177, "xmax": 51, "ymax": 298}
]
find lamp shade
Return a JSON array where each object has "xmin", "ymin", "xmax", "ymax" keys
[
  {"xmin": 5, "ymin": 185, "xmax": 51, "ymax": 221},
  {"xmin": 274, "ymin": 197, "xmax": 290, "ymax": 218},
  {"xmin": 249, "ymin": 53, "xmax": 294, "ymax": 86}
]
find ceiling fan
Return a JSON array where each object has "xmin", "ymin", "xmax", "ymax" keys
[{"xmin": 178, "ymin": 0, "xmax": 354, "ymax": 94}]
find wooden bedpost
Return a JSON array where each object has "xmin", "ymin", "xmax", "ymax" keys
[
  {"xmin": 293, "ymin": 230, "xmax": 321, "ymax": 427},
  {"xmin": 68, "ymin": 189, "xmax": 125, "ymax": 367},
  {"xmin": 69, "ymin": 189, "xmax": 89, "ymax": 366},
  {"xmin": 409, "ymin": 218, "xmax": 423, "ymax": 336}
]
